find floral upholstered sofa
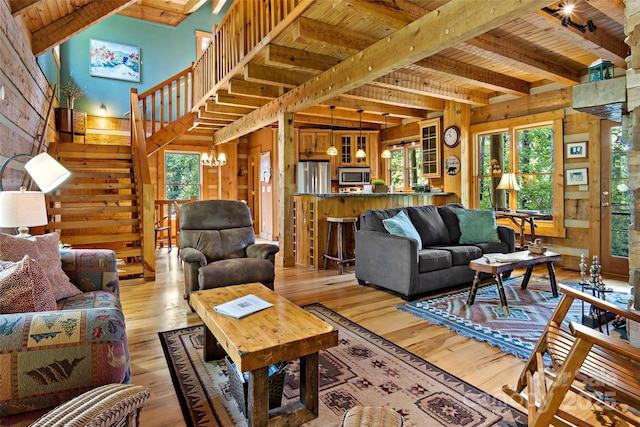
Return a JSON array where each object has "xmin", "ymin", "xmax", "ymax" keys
[{"xmin": 0, "ymin": 232, "xmax": 129, "ymax": 422}]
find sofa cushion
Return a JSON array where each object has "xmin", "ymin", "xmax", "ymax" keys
[
  {"xmin": 437, "ymin": 203, "xmax": 465, "ymax": 244},
  {"xmin": 417, "ymin": 249, "xmax": 452, "ymax": 273},
  {"xmin": 407, "ymin": 206, "xmax": 450, "ymax": 247},
  {"xmin": 382, "ymin": 210, "xmax": 422, "ymax": 248},
  {"xmin": 0, "ymin": 256, "xmax": 56, "ymax": 314},
  {"xmin": 57, "ymin": 290, "xmax": 123, "ymax": 311},
  {"xmin": 455, "ymin": 209, "xmax": 500, "ymax": 244},
  {"xmin": 362, "ymin": 207, "xmax": 404, "ymax": 233},
  {"xmin": 0, "ymin": 232, "xmax": 81, "ymax": 301},
  {"xmin": 433, "ymin": 245, "xmax": 483, "ymax": 266},
  {"xmin": 474, "ymin": 241, "xmax": 510, "ymax": 255}
]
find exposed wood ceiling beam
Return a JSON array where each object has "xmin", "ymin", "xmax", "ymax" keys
[
  {"xmin": 325, "ymin": 96, "xmax": 428, "ymax": 119},
  {"xmin": 205, "ymin": 100, "xmax": 255, "ymax": 117},
  {"xmin": 530, "ymin": 11, "xmax": 628, "ymax": 68},
  {"xmin": 265, "ymin": 44, "xmax": 340, "ymax": 71},
  {"xmin": 293, "ymin": 16, "xmax": 377, "ymax": 56},
  {"xmin": 183, "ymin": 0, "xmax": 207, "ymax": 14},
  {"xmin": 461, "ymin": 33, "xmax": 581, "ymax": 86},
  {"xmin": 331, "ymin": 0, "xmax": 424, "ymax": 29},
  {"xmin": 31, "ymin": 0, "xmax": 136, "ymax": 56},
  {"xmin": 298, "ymin": 105, "xmax": 401, "ymax": 126},
  {"xmin": 216, "ymin": 93, "xmax": 269, "ymax": 109},
  {"xmin": 215, "ymin": 0, "xmax": 551, "ymax": 144},
  {"xmin": 373, "ymin": 71, "xmax": 490, "ymax": 105},
  {"xmin": 409, "ymin": 55, "xmax": 531, "ymax": 96},
  {"xmin": 9, "ymin": 0, "xmax": 42, "ymax": 16},
  {"xmin": 228, "ymin": 79, "xmax": 283, "ymax": 99},
  {"xmin": 211, "ymin": 0, "xmax": 230, "ymax": 15},
  {"xmin": 118, "ymin": 3, "xmax": 186, "ymax": 26},
  {"xmin": 345, "ymin": 85, "xmax": 444, "ymax": 111},
  {"xmin": 586, "ymin": 0, "xmax": 624, "ymax": 25},
  {"xmin": 244, "ymin": 63, "xmax": 316, "ymax": 88}
]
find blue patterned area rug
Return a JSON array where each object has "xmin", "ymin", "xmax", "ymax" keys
[
  {"xmin": 397, "ymin": 276, "xmax": 630, "ymax": 361},
  {"xmin": 159, "ymin": 303, "xmax": 526, "ymax": 426}
]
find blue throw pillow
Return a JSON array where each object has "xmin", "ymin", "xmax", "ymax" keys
[
  {"xmin": 456, "ymin": 209, "xmax": 500, "ymax": 244},
  {"xmin": 382, "ymin": 210, "xmax": 423, "ymax": 248}
]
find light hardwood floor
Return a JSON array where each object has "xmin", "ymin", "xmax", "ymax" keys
[{"xmin": 122, "ymin": 250, "xmax": 631, "ymax": 426}]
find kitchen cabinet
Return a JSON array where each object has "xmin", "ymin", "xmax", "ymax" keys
[
  {"xmin": 299, "ymin": 130, "xmax": 330, "ymax": 160},
  {"xmin": 420, "ymin": 119, "xmax": 441, "ymax": 178}
]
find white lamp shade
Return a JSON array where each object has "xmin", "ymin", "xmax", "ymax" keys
[
  {"xmin": 496, "ymin": 173, "xmax": 520, "ymax": 191},
  {"xmin": 0, "ymin": 190, "xmax": 48, "ymax": 228},
  {"xmin": 24, "ymin": 153, "xmax": 71, "ymax": 193}
]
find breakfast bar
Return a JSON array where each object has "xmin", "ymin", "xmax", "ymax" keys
[{"xmin": 294, "ymin": 192, "xmax": 456, "ymax": 269}]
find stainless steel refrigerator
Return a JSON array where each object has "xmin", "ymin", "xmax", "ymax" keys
[{"xmin": 297, "ymin": 161, "xmax": 331, "ymax": 194}]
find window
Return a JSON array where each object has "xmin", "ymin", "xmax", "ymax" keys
[
  {"xmin": 165, "ymin": 152, "xmax": 201, "ymax": 200},
  {"xmin": 196, "ymin": 30, "xmax": 212, "ymax": 58},
  {"xmin": 388, "ymin": 142, "xmax": 424, "ymax": 191},
  {"xmin": 609, "ymin": 126, "xmax": 629, "ymax": 257},
  {"xmin": 472, "ymin": 111, "xmax": 565, "ymax": 237}
]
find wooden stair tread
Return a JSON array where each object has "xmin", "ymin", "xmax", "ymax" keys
[
  {"xmin": 58, "ymin": 152, "xmax": 133, "ymax": 160},
  {"xmin": 49, "ymin": 194, "xmax": 138, "ymax": 202},
  {"xmin": 60, "ymin": 233, "xmax": 141, "ymax": 245},
  {"xmin": 46, "ymin": 218, "xmax": 139, "ymax": 230}
]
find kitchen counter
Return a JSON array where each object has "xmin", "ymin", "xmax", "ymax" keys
[
  {"xmin": 294, "ymin": 192, "xmax": 458, "ymax": 268},
  {"xmin": 295, "ymin": 191, "xmax": 452, "ymax": 197}
]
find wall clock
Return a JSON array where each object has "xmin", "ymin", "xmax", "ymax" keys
[
  {"xmin": 443, "ymin": 125, "xmax": 460, "ymax": 148},
  {"xmin": 445, "ymin": 155, "xmax": 460, "ymax": 175}
]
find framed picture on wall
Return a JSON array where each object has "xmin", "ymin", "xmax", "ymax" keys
[
  {"xmin": 566, "ymin": 142, "xmax": 587, "ymax": 159},
  {"xmin": 90, "ymin": 39, "xmax": 141, "ymax": 82},
  {"xmin": 566, "ymin": 168, "xmax": 588, "ymax": 185}
]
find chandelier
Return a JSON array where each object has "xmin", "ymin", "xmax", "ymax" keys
[{"xmin": 201, "ymin": 125, "xmax": 227, "ymax": 167}]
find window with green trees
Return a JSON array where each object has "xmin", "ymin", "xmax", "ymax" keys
[
  {"xmin": 478, "ymin": 124, "xmax": 554, "ymax": 216},
  {"xmin": 388, "ymin": 142, "xmax": 424, "ymax": 191},
  {"xmin": 609, "ymin": 126, "xmax": 629, "ymax": 258},
  {"xmin": 165, "ymin": 152, "xmax": 201, "ymax": 200}
]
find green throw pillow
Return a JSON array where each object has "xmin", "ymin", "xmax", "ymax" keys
[
  {"xmin": 382, "ymin": 210, "xmax": 423, "ymax": 248},
  {"xmin": 456, "ymin": 209, "xmax": 500, "ymax": 244}
]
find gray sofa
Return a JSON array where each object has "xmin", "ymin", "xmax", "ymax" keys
[{"xmin": 355, "ymin": 204, "xmax": 515, "ymax": 300}]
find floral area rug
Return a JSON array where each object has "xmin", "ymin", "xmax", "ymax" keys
[
  {"xmin": 397, "ymin": 276, "xmax": 630, "ymax": 361},
  {"xmin": 159, "ymin": 303, "xmax": 527, "ymax": 426}
]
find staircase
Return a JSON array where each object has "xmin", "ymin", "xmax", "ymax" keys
[{"xmin": 46, "ymin": 142, "xmax": 145, "ymax": 283}]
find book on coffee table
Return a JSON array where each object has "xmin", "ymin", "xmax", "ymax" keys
[
  {"xmin": 214, "ymin": 294, "xmax": 273, "ymax": 318},
  {"xmin": 482, "ymin": 253, "xmax": 521, "ymax": 263}
]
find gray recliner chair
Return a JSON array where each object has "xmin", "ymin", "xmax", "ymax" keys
[{"xmin": 178, "ymin": 199, "xmax": 280, "ymax": 298}]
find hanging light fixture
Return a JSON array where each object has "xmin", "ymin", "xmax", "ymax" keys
[
  {"xmin": 355, "ymin": 109, "xmax": 366, "ymax": 159},
  {"xmin": 381, "ymin": 113, "xmax": 391, "ymax": 159},
  {"xmin": 326, "ymin": 105, "xmax": 338, "ymax": 156},
  {"xmin": 201, "ymin": 125, "xmax": 227, "ymax": 167}
]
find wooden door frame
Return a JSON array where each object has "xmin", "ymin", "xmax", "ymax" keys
[{"xmin": 248, "ymin": 145, "xmax": 261, "ymax": 235}]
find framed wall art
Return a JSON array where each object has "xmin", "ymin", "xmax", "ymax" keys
[
  {"xmin": 90, "ymin": 39, "xmax": 141, "ymax": 82},
  {"xmin": 566, "ymin": 168, "xmax": 588, "ymax": 185},
  {"xmin": 566, "ymin": 142, "xmax": 587, "ymax": 159}
]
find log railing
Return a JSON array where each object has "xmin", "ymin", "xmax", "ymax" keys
[
  {"xmin": 130, "ymin": 88, "xmax": 156, "ymax": 281},
  {"xmin": 136, "ymin": 66, "xmax": 193, "ymax": 137},
  {"xmin": 192, "ymin": 0, "xmax": 310, "ymax": 109}
]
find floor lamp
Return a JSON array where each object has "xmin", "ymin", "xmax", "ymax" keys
[{"xmin": 0, "ymin": 152, "xmax": 71, "ymax": 237}]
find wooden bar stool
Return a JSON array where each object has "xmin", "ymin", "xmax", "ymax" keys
[{"xmin": 323, "ymin": 216, "xmax": 358, "ymax": 275}]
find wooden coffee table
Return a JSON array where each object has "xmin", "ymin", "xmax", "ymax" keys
[
  {"xmin": 467, "ymin": 251, "xmax": 561, "ymax": 316},
  {"xmin": 189, "ymin": 282, "xmax": 338, "ymax": 427}
]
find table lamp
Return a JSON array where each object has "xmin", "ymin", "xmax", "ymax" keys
[
  {"xmin": 0, "ymin": 152, "xmax": 71, "ymax": 237},
  {"xmin": 497, "ymin": 173, "xmax": 520, "ymax": 191},
  {"xmin": 0, "ymin": 187, "xmax": 48, "ymax": 237}
]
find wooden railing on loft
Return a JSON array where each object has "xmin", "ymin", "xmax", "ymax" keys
[
  {"xmin": 192, "ymin": 0, "xmax": 310, "ymax": 108},
  {"xmin": 136, "ymin": 67, "xmax": 193, "ymax": 137},
  {"xmin": 130, "ymin": 88, "xmax": 156, "ymax": 281}
]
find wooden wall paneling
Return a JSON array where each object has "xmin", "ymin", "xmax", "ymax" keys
[{"xmin": 588, "ymin": 116, "xmax": 602, "ymax": 262}]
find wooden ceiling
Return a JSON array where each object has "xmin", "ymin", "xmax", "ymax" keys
[{"xmin": 9, "ymin": 0, "xmax": 629, "ymax": 135}]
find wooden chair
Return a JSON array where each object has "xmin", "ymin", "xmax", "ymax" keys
[
  {"xmin": 154, "ymin": 201, "xmax": 172, "ymax": 251},
  {"xmin": 503, "ymin": 284, "xmax": 640, "ymax": 426}
]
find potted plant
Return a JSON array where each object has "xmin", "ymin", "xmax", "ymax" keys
[
  {"xmin": 60, "ymin": 81, "xmax": 83, "ymax": 109},
  {"xmin": 371, "ymin": 178, "xmax": 388, "ymax": 193}
]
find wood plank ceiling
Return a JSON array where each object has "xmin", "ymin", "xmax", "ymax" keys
[{"xmin": 10, "ymin": 0, "xmax": 628, "ymax": 136}]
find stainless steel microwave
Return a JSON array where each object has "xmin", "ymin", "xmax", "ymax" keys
[{"xmin": 338, "ymin": 167, "xmax": 370, "ymax": 185}]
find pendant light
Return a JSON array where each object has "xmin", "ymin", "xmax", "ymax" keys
[
  {"xmin": 355, "ymin": 109, "xmax": 366, "ymax": 159},
  {"xmin": 326, "ymin": 105, "xmax": 338, "ymax": 156},
  {"xmin": 381, "ymin": 113, "xmax": 391, "ymax": 159}
]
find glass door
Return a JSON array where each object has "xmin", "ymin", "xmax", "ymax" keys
[{"xmin": 600, "ymin": 122, "xmax": 629, "ymax": 275}]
